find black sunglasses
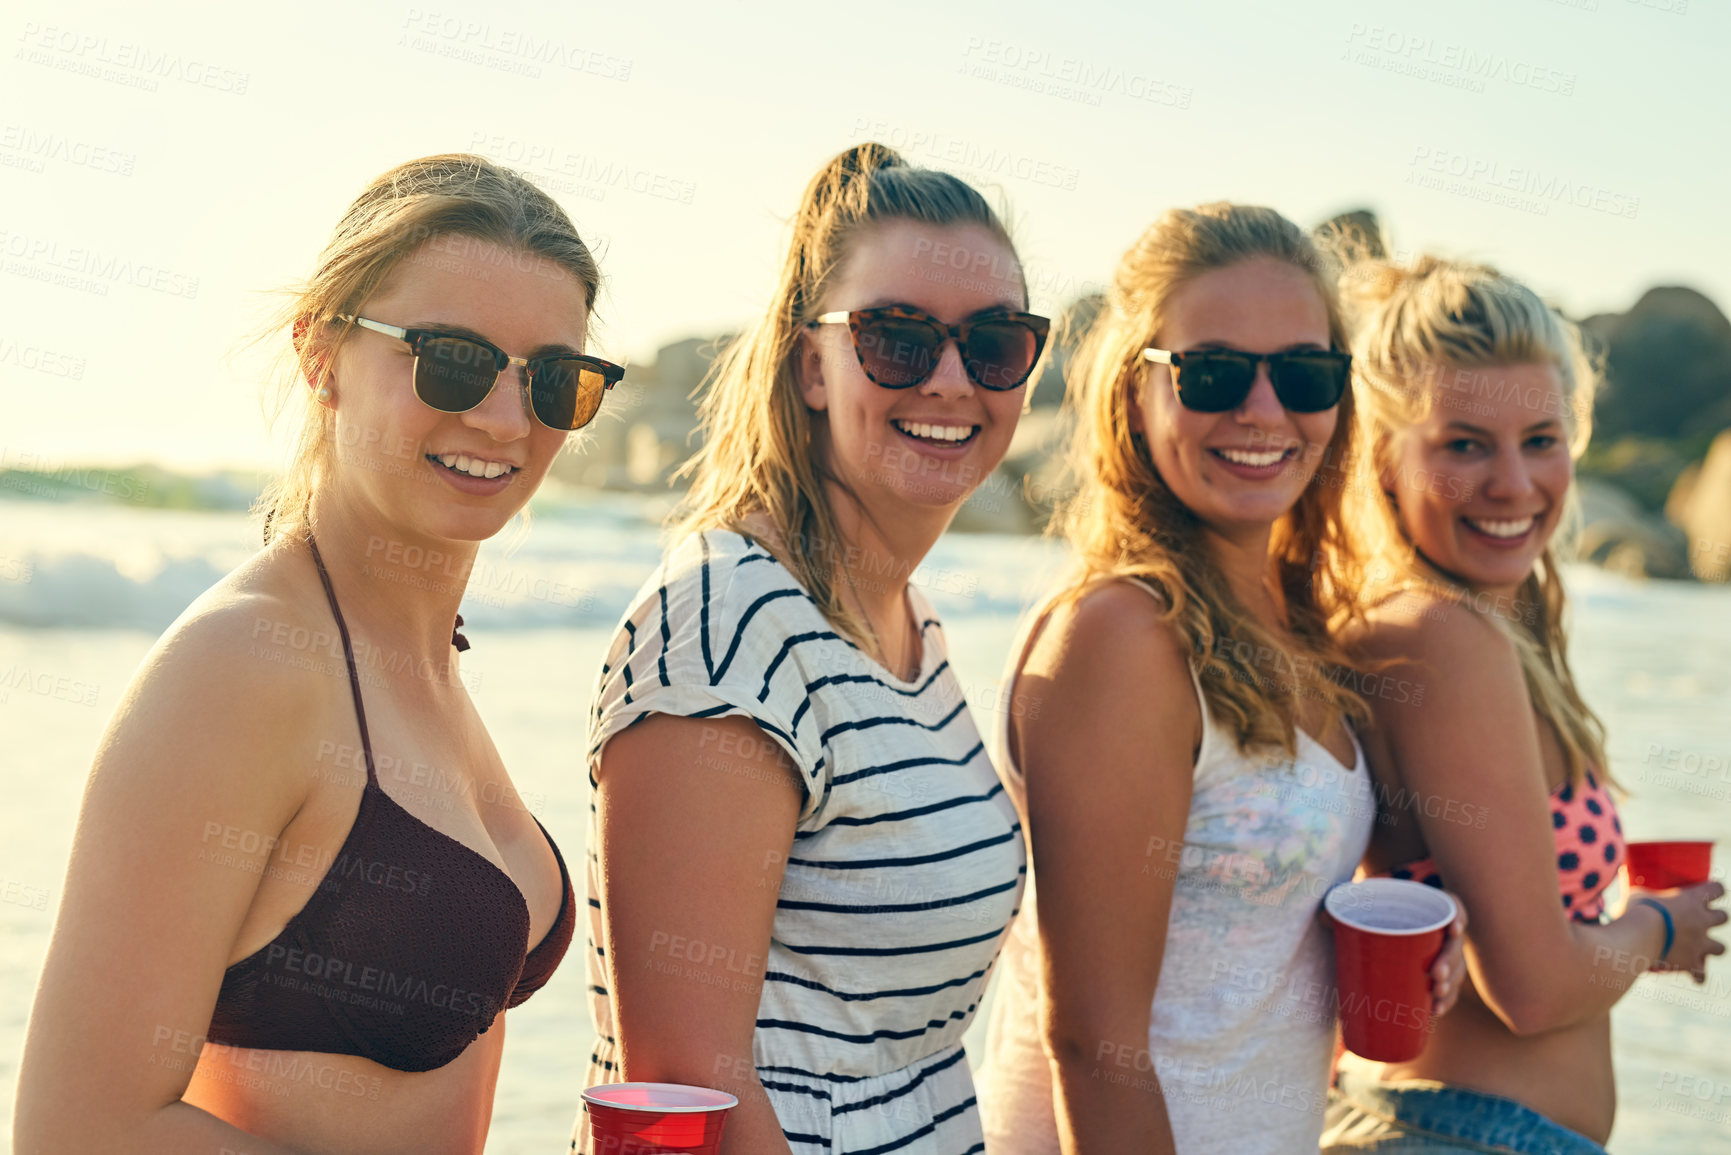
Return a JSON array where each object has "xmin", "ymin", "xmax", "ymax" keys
[
  {"xmin": 1143, "ymin": 347, "xmax": 1351, "ymax": 413},
  {"xmin": 808, "ymin": 304, "xmax": 1051, "ymax": 391},
  {"xmin": 340, "ymin": 315, "xmax": 624, "ymax": 431}
]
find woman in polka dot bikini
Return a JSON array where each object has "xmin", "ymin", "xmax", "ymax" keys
[{"xmin": 1320, "ymin": 254, "xmax": 1726, "ymax": 1154}]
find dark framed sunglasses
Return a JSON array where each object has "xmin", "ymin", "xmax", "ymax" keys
[
  {"xmin": 808, "ymin": 304, "xmax": 1051, "ymax": 391},
  {"xmin": 339, "ymin": 314, "xmax": 624, "ymax": 431},
  {"xmin": 1142, "ymin": 347, "xmax": 1351, "ymax": 414}
]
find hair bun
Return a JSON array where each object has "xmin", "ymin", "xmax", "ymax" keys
[
  {"xmin": 1338, "ymin": 257, "xmax": 1411, "ymax": 317},
  {"xmin": 831, "ymin": 142, "xmax": 906, "ymax": 180},
  {"xmin": 796, "ymin": 143, "xmax": 907, "ymax": 226}
]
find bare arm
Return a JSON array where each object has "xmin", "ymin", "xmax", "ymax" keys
[
  {"xmin": 1356, "ymin": 728, "xmax": 1471, "ymax": 1019},
  {"xmin": 1359, "ymin": 604, "xmax": 1724, "ymax": 1036},
  {"xmin": 14, "ymin": 595, "xmax": 321, "ymax": 1154},
  {"xmin": 595, "ymin": 713, "xmax": 804, "ymax": 1155},
  {"xmin": 1015, "ymin": 584, "xmax": 1199, "ymax": 1155}
]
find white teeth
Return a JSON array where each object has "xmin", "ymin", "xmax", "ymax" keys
[
  {"xmin": 895, "ymin": 420, "xmax": 973, "ymax": 442},
  {"xmin": 1465, "ymin": 516, "xmax": 1536, "ymax": 538},
  {"xmin": 1216, "ymin": 447, "xmax": 1287, "ymax": 467},
  {"xmin": 432, "ymin": 452, "xmax": 514, "ymax": 479}
]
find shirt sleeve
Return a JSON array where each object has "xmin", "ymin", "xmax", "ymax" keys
[{"xmin": 586, "ymin": 533, "xmax": 829, "ymax": 821}]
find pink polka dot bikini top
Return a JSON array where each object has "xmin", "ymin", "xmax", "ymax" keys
[{"xmin": 1383, "ymin": 768, "xmax": 1624, "ymax": 922}]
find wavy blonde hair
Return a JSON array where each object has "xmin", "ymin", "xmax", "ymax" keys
[
  {"xmin": 671, "ymin": 143, "xmax": 1023, "ymax": 644},
  {"xmin": 255, "ymin": 154, "xmax": 603, "ymax": 544},
  {"xmin": 1339, "ymin": 254, "xmax": 1608, "ymax": 784},
  {"xmin": 1055, "ymin": 203, "xmax": 1368, "ymax": 756}
]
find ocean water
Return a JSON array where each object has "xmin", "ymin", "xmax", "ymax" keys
[{"xmin": 0, "ymin": 491, "xmax": 1725, "ymax": 1153}]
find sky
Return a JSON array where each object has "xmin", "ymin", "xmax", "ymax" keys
[{"xmin": 1, "ymin": 0, "xmax": 1720, "ymax": 471}]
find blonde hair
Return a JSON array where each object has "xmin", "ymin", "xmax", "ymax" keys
[
  {"xmin": 1340, "ymin": 254, "xmax": 1608, "ymax": 784},
  {"xmin": 256, "ymin": 154, "xmax": 603, "ymax": 544},
  {"xmin": 1056, "ymin": 203, "xmax": 1368, "ymax": 756},
  {"xmin": 671, "ymin": 143, "xmax": 1022, "ymax": 644}
]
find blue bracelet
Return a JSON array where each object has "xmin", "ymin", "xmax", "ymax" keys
[{"xmin": 1634, "ymin": 897, "xmax": 1674, "ymax": 962}]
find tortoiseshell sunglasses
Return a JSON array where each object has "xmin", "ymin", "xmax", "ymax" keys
[
  {"xmin": 808, "ymin": 304, "xmax": 1051, "ymax": 391},
  {"xmin": 340, "ymin": 314, "xmax": 624, "ymax": 431}
]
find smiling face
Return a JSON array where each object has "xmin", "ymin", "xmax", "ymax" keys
[
  {"xmin": 1384, "ymin": 361, "xmax": 1572, "ymax": 594},
  {"xmin": 797, "ymin": 218, "xmax": 1029, "ymax": 511},
  {"xmin": 319, "ymin": 237, "xmax": 590, "ymax": 543},
  {"xmin": 1131, "ymin": 255, "xmax": 1340, "ymax": 537}
]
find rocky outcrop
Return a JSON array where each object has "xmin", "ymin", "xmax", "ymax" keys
[
  {"xmin": 950, "ymin": 408, "xmax": 1075, "ymax": 534},
  {"xmin": 1572, "ymin": 478, "xmax": 1690, "ymax": 579},
  {"xmin": 1582, "ymin": 287, "xmax": 1731, "ymax": 443},
  {"xmin": 1665, "ymin": 429, "xmax": 1731, "ymax": 582}
]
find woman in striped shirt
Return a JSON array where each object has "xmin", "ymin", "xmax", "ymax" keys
[{"xmin": 573, "ymin": 144, "xmax": 1044, "ymax": 1155}]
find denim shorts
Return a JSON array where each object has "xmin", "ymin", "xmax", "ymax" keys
[{"xmin": 1321, "ymin": 1068, "xmax": 1608, "ymax": 1154}]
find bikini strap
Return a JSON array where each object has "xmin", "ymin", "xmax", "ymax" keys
[{"xmin": 306, "ymin": 535, "xmax": 379, "ymax": 786}]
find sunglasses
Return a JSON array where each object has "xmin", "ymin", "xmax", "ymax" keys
[
  {"xmin": 339, "ymin": 315, "xmax": 624, "ymax": 431},
  {"xmin": 1142, "ymin": 347, "xmax": 1351, "ymax": 413},
  {"xmin": 808, "ymin": 304, "xmax": 1051, "ymax": 391}
]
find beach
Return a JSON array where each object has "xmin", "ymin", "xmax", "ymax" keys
[{"xmin": 0, "ymin": 489, "xmax": 1726, "ymax": 1152}]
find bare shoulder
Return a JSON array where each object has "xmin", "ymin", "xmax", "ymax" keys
[
  {"xmin": 1354, "ymin": 586, "xmax": 1515, "ymax": 675},
  {"xmin": 1016, "ymin": 577, "xmax": 1200, "ymax": 763},
  {"xmin": 142, "ymin": 551, "xmax": 317, "ymax": 690},
  {"xmin": 1025, "ymin": 578, "xmax": 1190, "ymax": 683},
  {"xmin": 98, "ymin": 547, "xmax": 330, "ymax": 800}
]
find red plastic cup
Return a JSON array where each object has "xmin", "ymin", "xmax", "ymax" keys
[
  {"xmin": 1625, "ymin": 841, "xmax": 1715, "ymax": 889},
  {"xmin": 1326, "ymin": 879, "xmax": 1456, "ymax": 1062},
  {"xmin": 582, "ymin": 1082, "xmax": 739, "ymax": 1154}
]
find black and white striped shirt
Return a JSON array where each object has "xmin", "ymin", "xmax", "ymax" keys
[{"xmin": 574, "ymin": 529, "xmax": 1025, "ymax": 1155}]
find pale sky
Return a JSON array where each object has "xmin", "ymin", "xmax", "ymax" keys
[{"xmin": 2, "ymin": 0, "xmax": 1720, "ymax": 471}]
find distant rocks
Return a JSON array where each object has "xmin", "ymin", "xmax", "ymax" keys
[
  {"xmin": 1570, "ymin": 429, "xmax": 1731, "ymax": 583},
  {"xmin": 1574, "ymin": 477, "xmax": 1691, "ymax": 580},
  {"xmin": 950, "ymin": 408, "xmax": 1074, "ymax": 534},
  {"xmin": 1666, "ymin": 429, "xmax": 1731, "ymax": 582},
  {"xmin": 1583, "ymin": 287, "xmax": 1731, "ymax": 444},
  {"xmin": 545, "ymin": 235, "xmax": 1731, "ymax": 589}
]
